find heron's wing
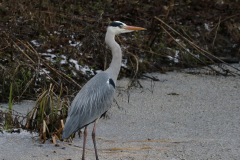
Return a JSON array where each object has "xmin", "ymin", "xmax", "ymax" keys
[{"xmin": 62, "ymin": 72, "xmax": 115, "ymax": 139}]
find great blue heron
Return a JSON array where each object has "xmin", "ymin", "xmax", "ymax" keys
[{"xmin": 62, "ymin": 21, "xmax": 146, "ymax": 160}]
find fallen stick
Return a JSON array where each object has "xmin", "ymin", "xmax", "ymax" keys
[{"xmin": 103, "ymin": 146, "xmax": 151, "ymax": 151}]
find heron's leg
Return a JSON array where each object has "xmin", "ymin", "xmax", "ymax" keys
[
  {"xmin": 82, "ymin": 126, "xmax": 87, "ymax": 160},
  {"xmin": 92, "ymin": 118, "xmax": 99, "ymax": 160}
]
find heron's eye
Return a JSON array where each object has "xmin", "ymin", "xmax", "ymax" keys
[{"xmin": 118, "ymin": 25, "xmax": 123, "ymax": 29}]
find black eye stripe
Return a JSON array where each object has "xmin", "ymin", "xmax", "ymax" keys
[{"xmin": 109, "ymin": 22, "xmax": 123, "ymax": 27}]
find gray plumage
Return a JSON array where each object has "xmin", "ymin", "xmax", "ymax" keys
[
  {"xmin": 62, "ymin": 72, "xmax": 115, "ymax": 139},
  {"xmin": 61, "ymin": 21, "xmax": 146, "ymax": 160}
]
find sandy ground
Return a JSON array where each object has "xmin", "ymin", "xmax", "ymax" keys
[{"xmin": 1, "ymin": 66, "xmax": 240, "ymax": 160}]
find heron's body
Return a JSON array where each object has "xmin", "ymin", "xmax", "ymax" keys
[
  {"xmin": 62, "ymin": 72, "xmax": 115, "ymax": 139},
  {"xmin": 62, "ymin": 21, "xmax": 146, "ymax": 160}
]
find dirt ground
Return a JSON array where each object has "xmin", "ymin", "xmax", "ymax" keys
[{"xmin": 1, "ymin": 67, "xmax": 240, "ymax": 160}]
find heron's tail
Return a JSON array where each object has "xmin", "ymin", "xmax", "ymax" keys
[{"xmin": 62, "ymin": 117, "xmax": 81, "ymax": 139}]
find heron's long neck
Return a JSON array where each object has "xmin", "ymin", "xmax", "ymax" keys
[{"xmin": 105, "ymin": 31, "xmax": 122, "ymax": 83}]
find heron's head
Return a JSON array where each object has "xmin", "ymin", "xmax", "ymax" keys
[{"xmin": 107, "ymin": 21, "xmax": 146, "ymax": 35}]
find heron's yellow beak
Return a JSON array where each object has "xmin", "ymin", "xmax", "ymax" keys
[{"xmin": 124, "ymin": 26, "xmax": 147, "ymax": 31}]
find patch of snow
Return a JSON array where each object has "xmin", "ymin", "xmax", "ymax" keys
[
  {"xmin": 195, "ymin": 54, "xmax": 200, "ymax": 58},
  {"xmin": 69, "ymin": 40, "xmax": 82, "ymax": 47},
  {"xmin": 81, "ymin": 65, "xmax": 94, "ymax": 75},
  {"xmin": 38, "ymin": 52, "xmax": 95, "ymax": 77},
  {"xmin": 31, "ymin": 40, "xmax": 41, "ymax": 47},
  {"xmin": 168, "ymin": 55, "xmax": 173, "ymax": 59},
  {"xmin": 174, "ymin": 51, "xmax": 179, "ymax": 63},
  {"xmin": 69, "ymin": 59, "xmax": 80, "ymax": 70},
  {"xmin": 96, "ymin": 70, "xmax": 103, "ymax": 74},
  {"xmin": 195, "ymin": 32, "xmax": 200, "ymax": 37},
  {"xmin": 39, "ymin": 68, "xmax": 50, "ymax": 75},
  {"xmin": 60, "ymin": 55, "xmax": 67, "ymax": 64},
  {"xmin": 47, "ymin": 49, "xmax": 54, "ymax": 52},
  {"xmin": 122, "ymin": 59, "xmax": 128, "ymax": 68},
  {"xmin": 121, "ymin": 45, "xmax": 129, "ymax": 49},
  {"xmin": 68, "ymin": 58, "xmax": 95, "ymax": 75},
  {"xmin": 204, "ymin": 23, "xmax": 210, "ymax": 31},
  {"xmin": 39, "ymin": 53, "xmax": 56, "ymax": 60},
  {"xmin": 72, "ymin": 71, "xmax": 77, "ymax": 76},
  {"xmin": 167, "ymin": 50, "xmax": 179, "ymax": 63},
  {"xmin": 54, "ymin": 31, "xmax": 60, "ymax": 35}
]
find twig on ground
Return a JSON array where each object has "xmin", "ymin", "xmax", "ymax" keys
[{"xmin": 142, "ymin": 75, "xmax": 159, "ymax": 81}]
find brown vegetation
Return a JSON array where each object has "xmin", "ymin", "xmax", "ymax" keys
[{"xmin": 0, "ymin": 0, "xmax": 240, "ymax": 101}]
